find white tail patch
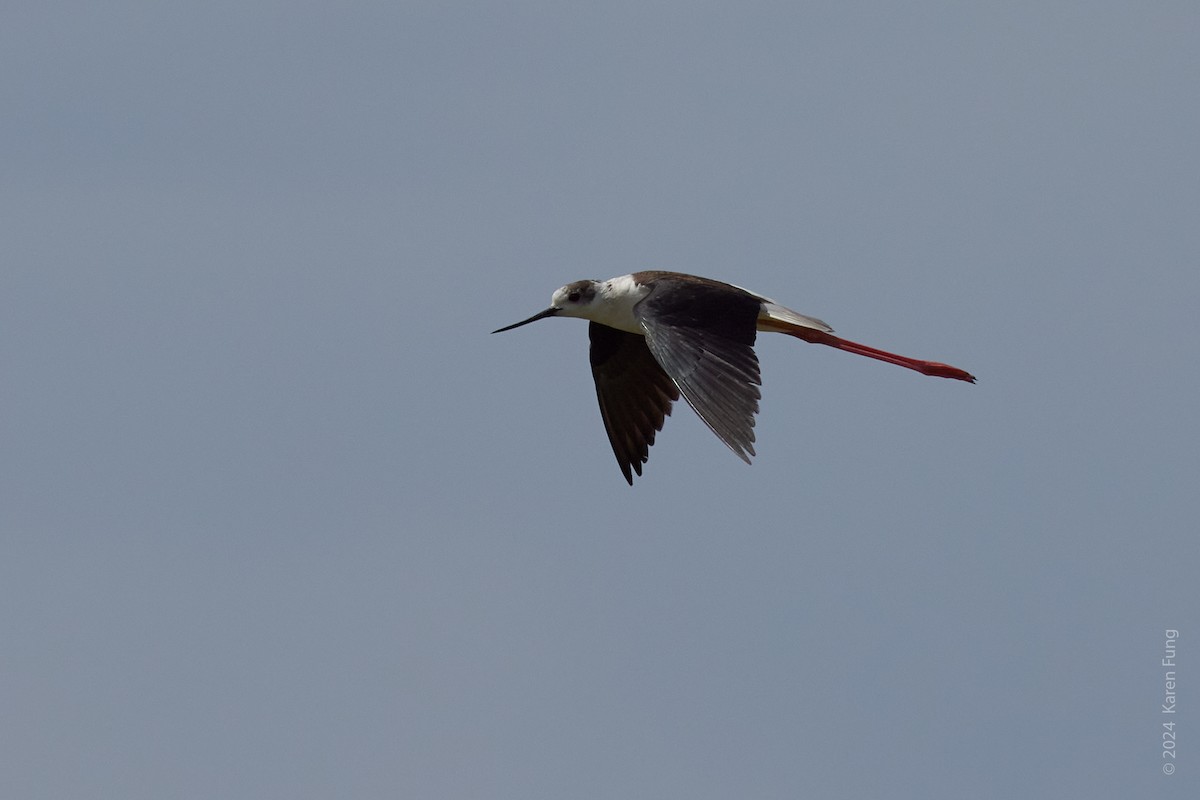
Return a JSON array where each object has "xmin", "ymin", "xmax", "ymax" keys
[{"xmin": 757, "ymin": 300, "xmax": 833, "ymax": 333}]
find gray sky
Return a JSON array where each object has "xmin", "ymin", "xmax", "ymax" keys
[{"xmin": 2, "ymin": 2, "xmax": 1197, "ymax": 798}]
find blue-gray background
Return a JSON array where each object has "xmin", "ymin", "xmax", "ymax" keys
[{"xmin": 3, "ymin": 2, "xmax": 1196, "ymax": 798}]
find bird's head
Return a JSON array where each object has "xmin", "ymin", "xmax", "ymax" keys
[{"xmin": 492, "ymin": 280, "xmax": 600, "ymax": 332}]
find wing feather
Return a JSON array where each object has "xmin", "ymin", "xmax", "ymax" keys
[
  {"xmin": 635, "ymin": 282, "xmax": 763, "ymax": 464},
  {"xmin": 589, "ymin": 323, "xmax": 680, "ymax": 484}
]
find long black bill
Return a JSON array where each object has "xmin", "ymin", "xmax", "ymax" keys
[{"xmin": 491, "ymin": 307, "xmax": 560, "ymax": 334}]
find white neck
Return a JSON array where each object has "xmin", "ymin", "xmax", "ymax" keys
[{"xmin": 584, "ymin": 274, "xmax": 649, "ymax": 334}]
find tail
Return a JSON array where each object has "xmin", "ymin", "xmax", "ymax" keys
[{"xmin": 761, "ymin": 317, "xmax": 976, "ymax": 383}]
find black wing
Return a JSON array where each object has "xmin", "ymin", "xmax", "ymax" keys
[
  {"xmin": 635, "ymin": 280, "xmax": 762, "ymax": 463},
  {"xmin": 589, "ymin": 322, "xmax": 680, "ymax": 484}
]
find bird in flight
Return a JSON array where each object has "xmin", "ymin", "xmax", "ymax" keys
[{"xmin": 494, "ymin": 271, "xmax": 974, "ymax": 484}]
